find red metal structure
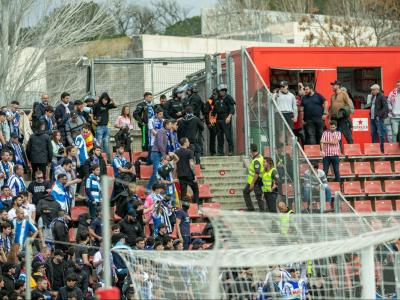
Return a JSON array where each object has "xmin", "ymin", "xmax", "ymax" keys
[{"xmin": 234, "ymin": 47, "xmax": 400, "ymax": 153}]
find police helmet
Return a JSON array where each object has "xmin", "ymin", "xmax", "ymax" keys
[
  {"xmin": 172, "ymin": 87, "xmax": 178, "ymax": 98},
  {"xmin": 187, "ymin": 83, "xmax": 198, "ymax": 93},
  {"xmin": 176, "ymin": 86, "xmax": 186, "ymax": 94},
  {"xmin": 218, "ymin": 83, "xmax": 228, "ymax": 91}
]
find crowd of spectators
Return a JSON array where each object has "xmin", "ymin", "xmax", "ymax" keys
[{"xmin": 0, "ymin": 90, "xmax": 213, "ymax": 299}]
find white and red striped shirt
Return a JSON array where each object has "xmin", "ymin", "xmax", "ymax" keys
[{"xmin": 321, "ymin": 130, "xmax": 341, "ymax": 156}]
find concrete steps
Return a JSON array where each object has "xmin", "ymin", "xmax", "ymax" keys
[{"xmin": 201, "ymin": 155, "xmax": 258, "ymax": 210}]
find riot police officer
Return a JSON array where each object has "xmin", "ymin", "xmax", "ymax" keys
[
  {"xmin": 243, "ymin": 144, "xmax": 264, "ymax": 211},
  {"xmin": 204, "ymin": 88, "xmax": 218, "ymax": 156},
  {"xmin": 214, "ymin": 84, "xmax": 235, "ymax": 156},
  {"xmin": 184, "ymin": 83, "xmax": 204, "ymax": 118},
  {"xmin": 165, "ymin": 86, "xmax": 185, "ymax": 120},
  {"xmin": 177, "ymin": 106, "xmax": 204, "ymax": 164}
]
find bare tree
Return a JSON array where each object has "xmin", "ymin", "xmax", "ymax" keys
[
  {"xmin": 0, "ymin": 0, "xmax": 114, "ymax": 103},
  {"xmin": 299, "ymin": 0, "xmax": 400, "ymax": 46},
  {"xmin": 152, "ymin": 0, "xmax": 190, "ymax": 29}
]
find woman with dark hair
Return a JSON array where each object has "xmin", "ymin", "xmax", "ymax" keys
[
  {"xmin": 93, "ymin": 92, "xmax": 117, "ymax": 160},
  {"xmin": 114, "ymin": 105, "xmax": 133, "ymax": 157}
]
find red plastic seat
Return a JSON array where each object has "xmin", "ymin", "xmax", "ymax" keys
[
  {"xmin": 343, "ymin": 181, "xmax": 363, "ymax": 195},
  {"xmin": 188, "ymin": 203, "xmax": 200, "ymax": 218},
  {"xmin": 375, "ymin": 200, "xmax": 393, "ymax": 212},
  {"xmin": 71, "ymin": 206, "xmax": 89, "ymax": 222},
  {"xmin": 140, "ymin": 165, "xmax": 153, "ymax": 180},
  {"xmin": 112, "ymin": 206, "xmax": 122, "ymax": 222},
  {"xmin": 304, "ymin": 145, "xmax": 321, "ymax": 158},
  {"xmin": 343, "ymin": 144, "xmax": 362, "ymax": 157},
  {"xmin": 364, "ymin": 143, "xmax": 382, "ymax": 156},
  {"xmin": 136, "ymin": 185, "xmax": 146, "ymax": 200},
  {"xmin": 101, "ymin": 152, "xmax": 108, "ymax": 164},
  {"xmin": 327, "ymin": 182, "xmax": 341, "ymax": 194},
  {"xmin": 364, "ymin": 180, "xmax": 384, "ymax": 195},
  {"xmin": 353, "ymin": 200, "xmax": 372, "ymax": 213},
  {"xmin": 133, "ymin": 151, "xmax": 148, "ymax": 162},
  {"xmin": 69, "ymin": 228, "xmax": 76, "ymax": 243},
  {"xmin": 202, "ymin": 202, "xmax": 221, "ymax": 210},
  {"xmin": 195, "ymin": 165, "xmax": 204, "ymax": 180},
  {"xmin": 384, "ymin": 143, "xmax": 400, "ymax": 155},
  {"xmin": 354, "ymin": 162, "xmax": 372, "ymax": 176},
  {"xmin": 281, "ymin": 183, "xmax": 294, "ymax": 197},
  {"xmin": 396, "ymin": 200, "xmax": 400, "ymax": 212},
  {"xmin": 106, "ymin": 165, "xmax": 114, "ymax": 178},
  {"xmin": 394, "ymin": 161, "xmax": 400, "ymax": 173},
  {"xmin": 339, "ymin": 162, "xmax": 353, "ymax": 176},
  {"xmin": 199, "ymin": 184, "xmax": 213, "ymax": 199},
  {"xmin": 373, "ymin": 161, "xmax": 392, "ymax": 175},
  {"xmin": 123, "ymin": 152, "xmax": 131, "ymax": 162},
  {"xmin": 190, "ymin": 223, "xmax": 211, "ymax": 239},
  {"xmin": 384, "ymin": 180, "xmax": 400, "ymax": 194}
]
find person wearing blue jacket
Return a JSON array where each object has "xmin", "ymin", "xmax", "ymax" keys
[{"xmin": 85, "ymin": 164, "xmax": 102, "ymax": 218}]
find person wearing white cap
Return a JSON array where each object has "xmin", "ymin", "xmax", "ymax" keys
[{"xmin": 366, "ymin": 83, "xmax": 388, "ymax": 152}]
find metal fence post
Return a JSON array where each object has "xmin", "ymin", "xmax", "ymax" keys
[
  {"xmin": 25, "ymin": 238, "xmax": 33, "ymax": 300},
  {"xmin": 241, "ymin": 47, "xmax": 250, "ymax": 156},
  {"xmin": 216, "ymin": 55, "xmax": 222, "ymax": 85},
  {"xmin": 361, "ymin": 246, "xmax": 376, "ymax": 299},
  {"xmin": 101, "ymin": 175, "xmax": 112, "ymax": 288},
  {"xmin": 292, "ymin": 137, "xmax": 301, "ymax": 214},
  {"xmin": 334, "ymin": 192, "xmax": 341, "ymax": 213},
  {"xmin": 226, "ymin": 52, "xmax": 237, "ymax": 154},
  {"xmin": 268, "ymin": 96, "xmax": 276, "ymax": 162},
  {"xmin": 90, "ymin": 59, "xmax": 96, "ymax": 96},
  {"xmin": 319, "ymin": 183, "xmax": 326, "ymax": 213},
  {"xmin": 205, "ymin": 55, "xmax": 212, "ymax": 99},
  {"xmin": 150, "ymin": 59, "xmax": 154, "ymax": 95}
]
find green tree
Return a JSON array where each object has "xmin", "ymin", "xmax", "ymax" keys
[{"xmin": 164, "ymin": 16, "xmax": 201, "ymax": 36}]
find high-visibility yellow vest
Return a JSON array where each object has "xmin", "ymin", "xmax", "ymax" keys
[
  {"xmin": 247, "ymin": 155, "xmax": 264, "ymax": 184},
  {"xmin": 279, "ymin": 209, "xmax": 293, "ymax": 235},
  {"xmin": 261, "ymin": 167, "xmax": 277, "ymax": 192}
]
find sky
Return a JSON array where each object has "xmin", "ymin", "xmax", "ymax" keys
[{"xmin": 175, "ymin": 0, "xmax": 217, "ymax": 16}]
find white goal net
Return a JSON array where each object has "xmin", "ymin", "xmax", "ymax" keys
[{"xmin": 115, "ymin": 210, "xmax": 400, "ymax": 299}]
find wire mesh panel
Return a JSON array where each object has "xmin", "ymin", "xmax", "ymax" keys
[
  {"xmin": 113, "ymin": 211, "xmax": 400, "ymax": 299},
  {"xmin": 92, "ymin": 57, "xmax": 206, "ymax": 123}
]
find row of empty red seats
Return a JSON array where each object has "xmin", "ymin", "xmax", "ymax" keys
[
  {"xmin": 188, "ymin": 202, "xmax": 221, "ymax": 218},
  {"xmin": 304, "ymin": 143, "xmax": 400, "ymax": 158},
  {"xmin": 353, "ymin": 199, "xmax": 400, "ymax": 213},
  {"xmin": 300, "ymin": 161, "xmax": 400, "ymax": 177},
  {"xmin": 327, "ymin": 180, "xmax": 400, "ymax": 196}
]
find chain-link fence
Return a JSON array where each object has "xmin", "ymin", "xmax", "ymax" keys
[{"xmin": 90, "ymin": 57, "xmax": 207, "ymax": 125}]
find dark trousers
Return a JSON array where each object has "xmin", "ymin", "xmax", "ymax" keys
[
  {"xmin": 243, "ymin": 183, "xmax": 264, "ymax": 211},
  {"xmin": 216, "ymin": 119, "xmax": 234, "ymax": 154},
  {"xmin": 282, "ymin": 112, "xmax": 294, "ymax": 129},
  {"xmin": 304, "ymin": 119, "xmax": 324, "ymax": 145},
  {"xmin": 179, "ymin": 176, "xmax": 199, "ymax": 204},
  {"xmin": 31, "ymin": 163, "xmax": 47, "ymax": 180},
  {"xmin": 323, "ymin": 155, "xmax": 340, "ymax": 181},
  {"xmin": 335, "ymin": 117, "xmax": 353, "ymax": 144},
  {"xmin": 371, "ymin": 117, "xmax": 386, "ymax": 152},
  {"xmin": 182, "ymin": 235, "xmax": 190, "ymax": 250},
  {"xmin": 208, "ymin": 125, "xmax": 217, "ymax": 155},
  {"xmin": 189, "ymin": 143, "xmax": 201, "ymax": 164},
  {"xmin": 264, "ymin": 192, "xmax": 278, "ymax": 213}
]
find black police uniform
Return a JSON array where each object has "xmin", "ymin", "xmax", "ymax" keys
[
  {"xmin": 154, "ymin": 103, "xmax": 170, "ymax": 119},
  {"xmin": 165, "ymin": 98, "xmax": 184, "ymax": 120},
  {"xmin": 214, "ymin": 94, "xmax": 235, "ymax": 155},
  {"xmin": 132, "ymin": 101, "xmax": 154, "ymax": 151},
  {"xmin": 177, "ymin": 114, "xmax": 204, "ymax": 164},
  {"xmin": 183, "ymin": 93, "xmax": 204, "ymax": 118}
]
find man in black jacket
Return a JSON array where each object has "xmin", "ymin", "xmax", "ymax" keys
[
  {"xmin": 184, "ymin": 83, "xmax": 204, "ymax": 118},
  {"xmin": 178, "ymin": 106, "xmax": 204, "ymax": 164},
  {"xmin": 27, "ymin": 121, "xmax": 53, "ymax": 180},
  {"xmin": 82, "ymin": 145, "xmax": 107, "ymax": 178},
  {"xmin": 1, "ymin": 262, "xmax": 16, "ymax": 296},
  {"xmin": 32, "ymin": 94, "xmax": 49, "ymax": 132},
  {"xmin": 165, "ymin": 86, "xmax": 185, "ymax": 120},
  {"xmin": 368, "ymin": 84, "xmax": 388, "ymax": 152},
  {"xmin": 133, "ymin": 92, "xmax": 154, "ymax": 152},
  {"xmin": 52, "ymin": 210, "xmax": 70, "ymax": 252},
  {"xmin": 45, "ymin": 249, "xmax": 66, "ymax": 291},
  {"xmin": 154, "ymin": 94, "xmax": 170, "ymax": 119},
  {"xmin": 214, "ymin": 84, "xmax": 235, "ymax": 156},
  {"xmin": 54, "ymin": 92, "xmax": 74, "ymax": 145},
  {"xmin": 56, "ymin": 273, "xmax": 83, "ymax": 300},
  {"xmin": 118, "ymin": 210, "xmax": 144, "ymax": 247}
]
